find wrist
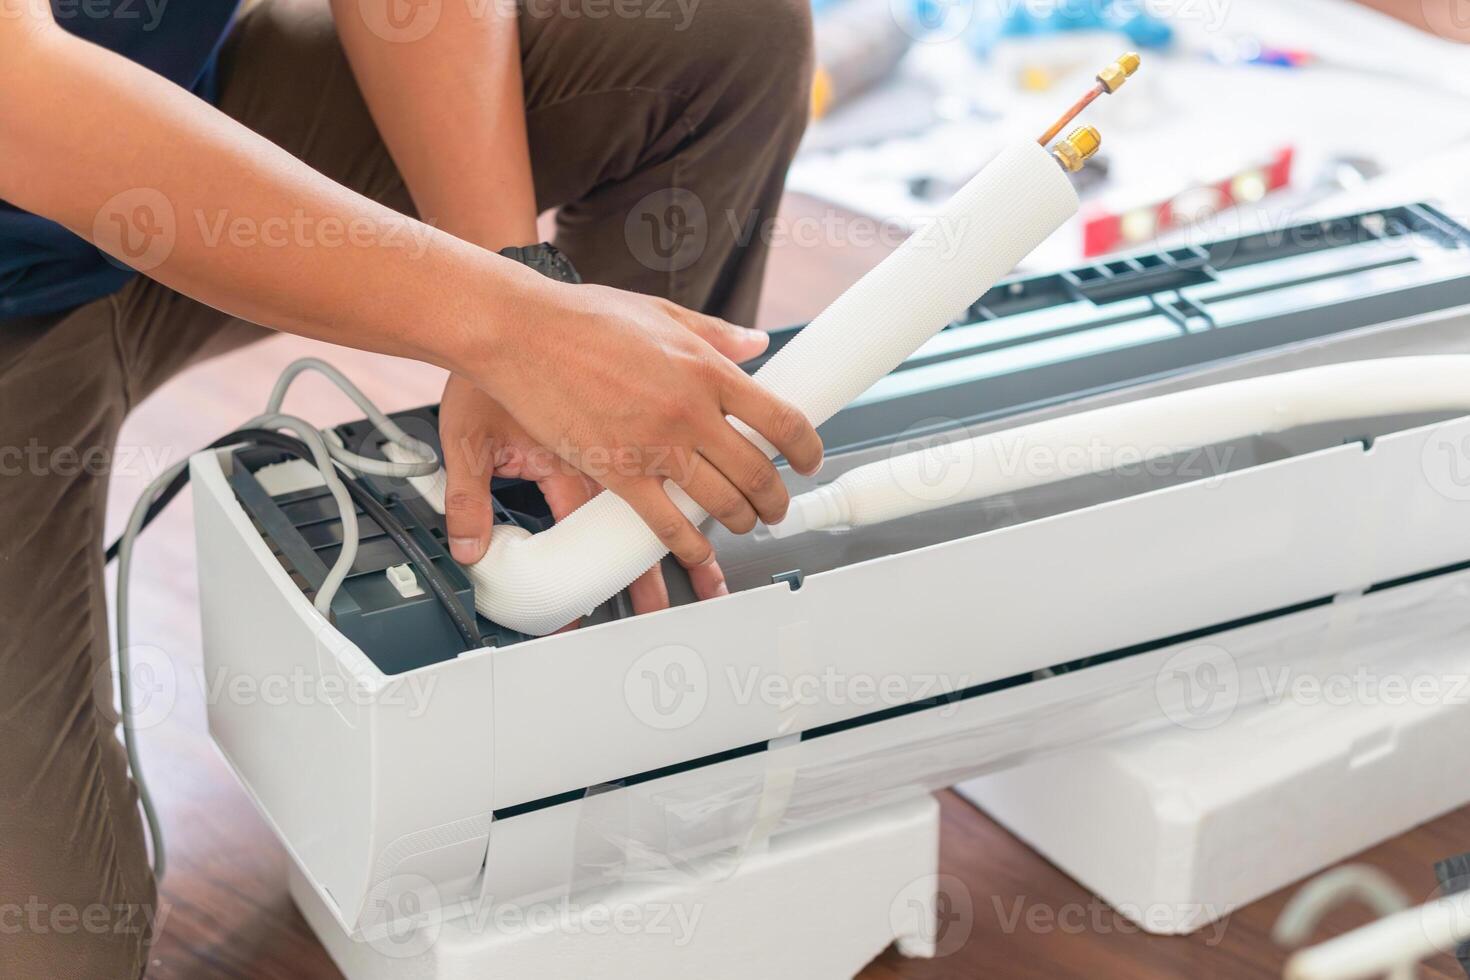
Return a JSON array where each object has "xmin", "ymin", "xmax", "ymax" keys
[{"xmin": 450, "ymin": 251, "xmax": 565, "ymax": 386}]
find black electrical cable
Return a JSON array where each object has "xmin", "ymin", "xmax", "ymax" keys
[
  {"xmin": 106, "ymin": 428, "xmax": 484, "ymax": 651},
  {"xmin": 105, "ymin": 424, "xmax": 268, "ymax": 564},
  {"xmin": 106, "ymin": 472, "xmax": 188, "ymax": 564}
]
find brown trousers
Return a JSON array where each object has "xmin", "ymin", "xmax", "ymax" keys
[{"xmin": 0, "ymin": 1, "xmax": 811, "ymax": 975}]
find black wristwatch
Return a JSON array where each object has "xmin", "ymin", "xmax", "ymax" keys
[{"xmin": 498, "ymin": 243, "xmax": 582, "ymax": 284}]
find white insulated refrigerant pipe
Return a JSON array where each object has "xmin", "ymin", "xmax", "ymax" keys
[
  {"xmin": 769, "ymin": 356, "xmax": 1470, "ymax": 538},
  {"xmin": 468, "ymin": 140, "xmax": 1081, "ymax": 635}
]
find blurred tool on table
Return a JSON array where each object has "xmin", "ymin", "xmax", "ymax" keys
[{"xmin": 798, "ymin": 0, "xmax": 1470, "ymax": 269}]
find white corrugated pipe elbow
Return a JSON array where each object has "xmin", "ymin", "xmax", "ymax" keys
[
  {"xmin": 461, "ymin": 141, "xmax": 1078, "ymax": 635},
  {"xmin": 769, "ymin": 356, "xmax": 1470, "ymax": 538}
]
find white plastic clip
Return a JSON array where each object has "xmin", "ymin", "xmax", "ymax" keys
[{"xmin": 386, "ymin": 563, "xmax": 425, "ymax": 599}]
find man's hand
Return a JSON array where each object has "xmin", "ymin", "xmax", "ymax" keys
[
  {"xmin": 439, "ymin": 374, "xmax": 732, "ymax": 626},
  {"xmin": 468, "ymin": 281, "xmax": 824, "ymax": 571}
]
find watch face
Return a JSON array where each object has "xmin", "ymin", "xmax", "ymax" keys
[
  {"xmin": 542, "ymin": 248, "xmax": 582, "ymax": 284},
  {"xmin": 505, "ymin": 244, "xmax": 581, "ymax": 284}
]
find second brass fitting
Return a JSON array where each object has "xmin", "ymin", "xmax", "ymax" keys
[
  {"xmin": 1052, "ymin": 125, "xmax": 1102, "ymax": 172},
  {"xmin": 1097, "ymin": 51, "xmax": 1142, "ymax": 93}
]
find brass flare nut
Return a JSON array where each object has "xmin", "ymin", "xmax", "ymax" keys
[
  {"xmin": 1096, "ymin": 52, "xmax": 1142, "ymax": 93},
  {"xmin": 1052, "ymin": 126, "xmax": 1102, "ymax": 172}
]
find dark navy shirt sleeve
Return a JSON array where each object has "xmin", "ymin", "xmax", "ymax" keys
[{"xmin": 0, "ymin": 0, "xmax": 242, "ymax": 318}]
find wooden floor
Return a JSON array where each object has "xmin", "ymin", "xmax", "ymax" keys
[{"xmin": 109, "ymin": 194, "xmax": 1470, "ymax": 979}]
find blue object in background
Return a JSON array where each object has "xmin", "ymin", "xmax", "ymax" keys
[
  {"xmin": 909, "ymin": 0, "xmax": 1173, "ymax": 55},
  {"xmin": 0, "ymin": 0, "xmax": 240, "ymax": 318}
]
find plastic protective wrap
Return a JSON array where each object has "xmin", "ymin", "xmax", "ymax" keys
[{"xmin": 475, "ymin": 569, "xmax": 1470, "ymax": 906}]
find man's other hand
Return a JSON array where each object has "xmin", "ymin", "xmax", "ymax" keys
[
  {"xmin": 467, "ymin": 280, "xmax": 824, "ymax": 572},
  {"xmin": 439, "ymin": 374, "xmax": 733, "ymax": 630}
]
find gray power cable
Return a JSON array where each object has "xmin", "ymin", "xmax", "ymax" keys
[
  {"xmin": 117, "ymin": 415, "xmax": 356, "ymax": 879},
  {"xmin": 114, "ymin": 458, "xmax": 186, "ymax": 880},
  {"xmin": 265, "ymin": 357, "xmax": 440, "ymax": 479},
  {"xmin": 114, "ymin": 368, "xmax": 405, "ymax": 880},
  {"xmin": 253, "ymin": 413, "xmax": 360, "ymax": 616}
]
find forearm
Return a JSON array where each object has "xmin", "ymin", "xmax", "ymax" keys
[
  {"xmin": 0, "ymin": 24, "xmax": 540, "ymax": 371},
  {"xmin": 334, "ymin": 0, "xmax": 539, "ymax": 250}
]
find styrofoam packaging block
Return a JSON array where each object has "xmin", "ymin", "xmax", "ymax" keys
[
  {"xmin": 960, "ymin": 578, "xmax": 1470, "ymax": 934},
  {"xmin": 293, "ymin": 797, "xmax": 942, "ymax": 980}
]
